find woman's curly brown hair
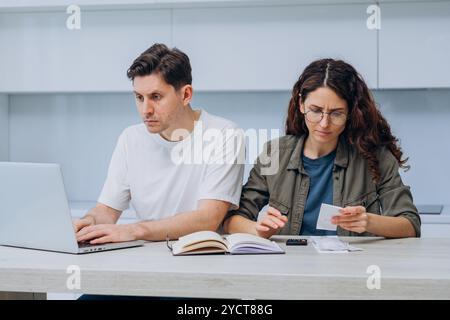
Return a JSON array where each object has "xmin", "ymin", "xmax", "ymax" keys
[{"xmin": 285, "ymin": 58, "xmax": 409, "ymax": 184}]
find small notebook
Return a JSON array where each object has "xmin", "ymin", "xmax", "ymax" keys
[{"xmin": 169, "ymin": 231, "xmax": 285, "ymax": 255}]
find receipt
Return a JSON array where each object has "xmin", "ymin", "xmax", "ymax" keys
[
  {"xmin": 311, "ymin": 236, "xmax": 363, "ymax": 253},
  {"xmin": 316, "ymin": 203, "xmax": 342, "ymax": 231}
]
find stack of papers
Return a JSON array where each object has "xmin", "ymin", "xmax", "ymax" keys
[{"xmin": 311, "ymin": 236, "xmax": 363, "ymax": 253}]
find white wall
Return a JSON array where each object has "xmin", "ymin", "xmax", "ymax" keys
[
  {"xmin": 2, "ymin": 1, "xmax": 450, "ymax": 214},
  {"xmin": 374, "ymin": 89, "xmax": 450, "ymax": 205},
  {"xmin": 8, "ymin": 91, "xmax": 287, "ymax": 201},
  {"xmin": 9, "ymin": 93, "xmax": 139, "ymax": 201},
  {"xmin": 8, "ymin": 89, "xmax": 450, "ymax": 207}
]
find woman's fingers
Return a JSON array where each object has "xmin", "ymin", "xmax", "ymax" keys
[
  {"xmin": 334, "ymin": 206, "xmax": 367, "ymax": 224},
  {"xmin": 339, "ymin": 220, "xmax": 368, "ymax": 234},
  {"xmin": 267, "ymin": 207, "xmax": 288, "ymax": 222},
  {"xmin": 256, "ymin": 207, "xmax": 288, "ymax": 236},
  {"xmin": 267, "ymin": 206, "xmax": 282, "ymax": 217},
  {"xmin": 256, "ymin": 224, "xmax": 270, "ymax": 232},
  {"xmin": 268, "ymin": 214, "xmax": 286, "ymax": 228},
  {"xmin": 332, "ymin": 214, "xmax": 364, "ymax": 224},
  {"xmin": 340, "ymin": 206, "xmax": 366, "ymax": 215},
  {"xmin": 346, "ymin": 227, "xmax": 366, "ymax": 233},
  {"xmin": 340, "ymin": 221, "xmax": 366, "ymax": 228},
  {"xmin": 262, "ymin": 214, "xmax": 286, "ymax": 229},
  {"xmin": 260, "ymin": 217, "xmax": 279, "ymax": 229}
]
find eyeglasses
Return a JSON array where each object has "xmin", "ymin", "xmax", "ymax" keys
[{"xmin": 303, "ymin": 107, "xmax": 348, "ymax": 126}]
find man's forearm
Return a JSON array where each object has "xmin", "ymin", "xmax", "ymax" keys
[
  {"xmin": 132, "ymin": 209, "xmax": 226, "ymax": 241},
  {"xmin": 83, "ymin": 205, "xmax": 120, "ymax": 225}
]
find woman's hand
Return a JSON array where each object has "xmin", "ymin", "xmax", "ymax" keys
[
  {"xmin": 255, "ymin": 206, "xmax": 288, "ymax": 238},
  {"xmin": 332, "ymin": 205, "xmax": 371, "ymax": 234}
]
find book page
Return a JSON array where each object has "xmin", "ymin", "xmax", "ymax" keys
[
  {"xmin": 172, "ymin": 231, "xmax": 227, "ymax": 255},
  {"xmin": 173, "ymin": 241, "xmax": 227, "ymax": 255},
  {"xmin": 224, "ymin": 233, "xmax": 284, "ymax": 254}
]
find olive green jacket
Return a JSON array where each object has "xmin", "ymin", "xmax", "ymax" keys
[{"xmin": 226, "ymin": 135, "xmax": 421, "ymax": 237}]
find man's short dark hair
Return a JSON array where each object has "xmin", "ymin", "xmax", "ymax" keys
[{"xmin": 127, "ymin": 43, "xmax": 192, "ymax": 90}]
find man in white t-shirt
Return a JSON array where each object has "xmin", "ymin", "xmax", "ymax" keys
[{"xmin": 73, "ymin": 43, "xmax": 244, "ymax": 243}]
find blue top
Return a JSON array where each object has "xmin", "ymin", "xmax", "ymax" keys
[{"xmin": 300, "ymin": 149, "xmax": 337, "ymax": 236}]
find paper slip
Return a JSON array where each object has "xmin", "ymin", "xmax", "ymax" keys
[
  {"xmin": 311, "ymin": 236, "xmax": 363, "ymax": 253},
  {"xmin": 316, "ymin": 203, "xmax": 342, "ymax": 231}
]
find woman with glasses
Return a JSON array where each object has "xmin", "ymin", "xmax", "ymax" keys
[{"xmin": 223, "ymin": 59, "xmax": 420, "ymax": 238}]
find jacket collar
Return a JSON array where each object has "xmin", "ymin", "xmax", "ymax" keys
[{"xmin": 287, "ymin": 134, "xmax": 349, "ymax": 172}]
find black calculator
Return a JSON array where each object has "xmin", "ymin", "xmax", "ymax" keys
[{"xmin": 286, "ymin": 238, "xmax": 308, "ymax": 246}]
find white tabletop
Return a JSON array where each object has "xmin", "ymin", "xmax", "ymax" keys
[{"xmin": 1, "ymin": 236, "xmax": 449, "ymax": 299}]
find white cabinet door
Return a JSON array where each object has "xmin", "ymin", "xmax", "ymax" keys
[
  {"xmin": 0, "ymin": 94, "xmax": 8, "ymax": 160},
  {"xmin": 173, "ymin": 4, "xmax": 378, "ymax": 91},
  {"xmin": 379, "ymin": 2, "xmax": 450, "ymax": 89},
  {"xmin": 0, "ymin": 10, "xmax": 171, "ymax": 93}
]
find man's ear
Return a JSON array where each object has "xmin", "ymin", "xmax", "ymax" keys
[{"xmin": 180, "ymin": 84, "xmax": 193, "ymax": 106}]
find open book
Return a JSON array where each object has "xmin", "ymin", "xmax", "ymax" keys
[{"xmin": 169, "ymin": 231, "xmax": 285, "ymax": 255}]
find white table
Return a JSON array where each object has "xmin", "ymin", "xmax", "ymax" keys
[{"xmin": 1, "ymin": 236, "xmax": 449, "ymax": 300}]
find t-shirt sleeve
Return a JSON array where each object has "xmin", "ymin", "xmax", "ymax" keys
[
  {"xmin": 197, "ymin": 127, "xmax": 245, "ymax": 210},
  {"xmin": 97, "ymin": 131, "xmax": 131, "ymax": 211}
]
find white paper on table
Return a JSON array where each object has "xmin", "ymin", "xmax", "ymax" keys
[
  {"xmin": 316, "ymin": 203, "xmax": 342, "ymax": 231},
  {"xmin": 310, "ymin": 236, "xmax": 363, "ymax": 253}
]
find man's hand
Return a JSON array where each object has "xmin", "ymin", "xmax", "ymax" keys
[
  {"xmin": 72, "ymin": 216, "xmax": 95, "ymax": 233},
  {"xmin": 332, "ymin": 206, "xmax": 370, "ymax": 234},
  {"xmin": 255, "ymin": 206, "xmax": 288, "ymax": 238},
  {"xmin": 76, "ymin": 224, "xmax": 139, "ymax": 244}
]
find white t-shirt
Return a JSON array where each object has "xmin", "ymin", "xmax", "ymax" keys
[{"xmin": 98, "ymin": 110, "xmax": 245, "ymax": 221}]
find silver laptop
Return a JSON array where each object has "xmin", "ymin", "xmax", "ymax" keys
[{"xmin": 0, "ymin": 162, "xmax": 144, "ymax": 254}]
